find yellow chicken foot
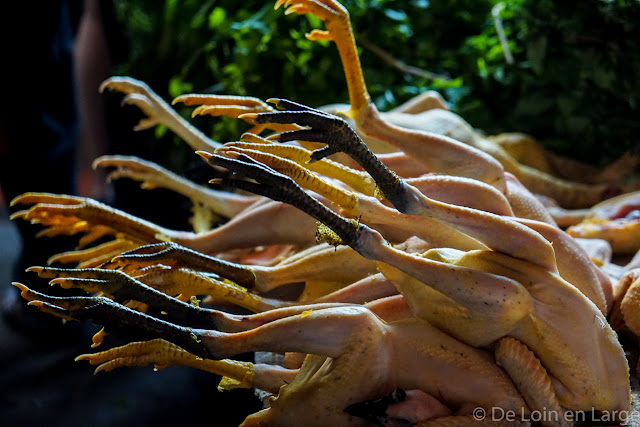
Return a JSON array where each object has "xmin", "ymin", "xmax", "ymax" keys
[
  {"xmin": 275, "ymin": 0, "xmax": 368, "ymax": 113},
  {"xmin": 173, "ymin": 93, "xmax": 300, "ymax": 136},
  {"xmin": 12, "ymin": 192, "xmax": 306, "ymax": 261},
  {"xmin": 173, "ymin": 93, "xmax": 273, "ymax": 116},
  {"xmin": 47, "ymin": 238, "xmax": 139, "ymax": 268},
  {"xmin": 218, "ymin": 138, "xmax": 375, "ymax": 195},
  {"xmin": 11, "ymin": 192, "xmax": 178, "ymax": 246},
  {"xmin": 276, "ymin": 0, "xmax": 507, "ymax": 192},
  {"xmin": 208, "ymin": 141, "xmax": 630, "ymax": 414},
  {"xmin": 107, "ymin": 242, "xmax": 257, "ymax": 288},
  {"xmin": 131, "ymin": 267, "xmax": 284, "ymax": 313},
  {"xmin": 243, "ymin": 99, "xmax": 406, "ymax": 205},
  {"xmin": 100, "ymin": 76, "xmax": 220, "ymax": 152},
  {"xmin": 244, "ymin": 104, "xmax": 555, "ymax": 270},
  {"xmin": 76, "ymin": 338, "xmax": 296, "ymax": 393},
  {"xmin": 111, "ymin": 241, "xmax": 377, "ymax": 300}
]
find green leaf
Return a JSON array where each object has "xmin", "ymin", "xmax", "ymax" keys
[
  {"xmin": 208, "ymin": 7, "xmax": 227, "ymax": 29},
  {"xmin": 168, "ymin": 76, "xmax": 193, "ymax": 98},
  {"xmin": 154, "ymin": 124, "xmax": 168, "ymax": 139}
]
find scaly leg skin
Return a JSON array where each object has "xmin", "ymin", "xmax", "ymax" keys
[
  {"xmin": 205, "ymin": 145, "xmax": 631, "ymax": 414},
  {"xmin": 131, "ymin": 267, "xmax": 287, "ymax": 313},
  {"xmin": 21, "ymin": 275, "xmax": 527, "ymax": 426},
  {"xmin": 100, "ymin": 76, "xmax": 220, "ymax": 152},
  {"xmin": 21, "ymin": 267, "xmax": 231, "ymax": 331},
  {"xmin": 278, "ymin": 0, "xmax": 625, "ymax": 209},
  {"xmin": 218, "ymin": 143, "xmax": 486, "ymax": 251},
  {"xmin": 240, "ymin": 99, "xmax": 409, "ymax": 209},
  {"xmin": 111, "ymin": 240, "xmax": 379, "ymax": 305},
  {"xmin": 94, "ymin": 155, "xmax": 257, "ymax": 220},
  {"xmin": 12, "ymin": 192, "xmax": 300, "ymax": 262},
  {"xmin": 275, "ymin": 0, "xmax": 506, "ymax": 191},
  {"xmin": 105, "ymin": 242, "xmax": 258, "ymax": 288},
  {"xmin": 14, "ymin": 282, "xmax": 212, "ymax": 358},
  {"xmin": 218, "ymin": 138, "xmax": 375, "ymax": 195},
  {"xmin": 173, "ymin": 93, "xmax": 300, "ymax": 136},
  {"xmin": 201, "ymin": 152, "xmax": 531, "ymax": 341},
  {"xmin": 19, "ymin": 267, "xmax": 360, "ymax": 332},
  {"xmin": 243, "ymin": 105, "xmax": 556, "ymax": 271},
  {"xmin": 76, "ymin": 338, "xmax": 296, "ymax": 394},
  {"xmin": 10, "ymin": 192, "xmax": 183, "ymax": 247},
  {"xmin": 220, "ymin": 139, "xmax": 514, "ymax": 216}
]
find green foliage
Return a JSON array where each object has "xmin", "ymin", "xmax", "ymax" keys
[
  {"xmin": 458, "ymin": 0, "xmax": 640, "ymax": 165},
  {"xmin": 111, "ymin": 0, "xmax": 492, "ymax": 150},
  {"xmin": 111, "ymin": 0, "xmax": 639, "ymax": 167}
]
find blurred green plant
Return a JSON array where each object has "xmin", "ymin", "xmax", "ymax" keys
[
  {"xmin": 459, "ymin": 0, "xmax": 640, "ymax": 165},
  {"xmin": 111, "ymin": 0, "xmax": 639, "ymax": 167}
]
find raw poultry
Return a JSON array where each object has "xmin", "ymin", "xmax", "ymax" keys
[{"xmin": 10, "ymin": 1, "xmax": 640, "ymax": 425}]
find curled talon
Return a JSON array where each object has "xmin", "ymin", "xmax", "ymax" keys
[
  {"xmin": 110, "ymin": 242, "xmax": 257, "ymax": 289},
  {"xmin": 218, "ymin": 138, "xmax": 373, "ymax": 195},
  {"xmin": 206, "ymin": 96, "xmax": 628, "ymax": 421},
  {"xmin": 25, "ymin": 266, "xmax": 231, "ymax": 329},
  {"xmin": 8, "ymin": 1, "xmax": 638, "ymax": 425},
  {"xmin": 10, "ymin": 191, "xmax": 188, "ymax": 250},
  {"xmin": 200, "ymin": 151, "xmax": 363, "ymax": 246},
  {"xmin": 248, "ymin": 104, "xmax": 403, "ymax": 203}
]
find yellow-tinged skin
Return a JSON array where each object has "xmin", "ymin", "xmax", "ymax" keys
[
  {"xmin": 8, "ymin": 2, "xmax": 634, "ymax": 424},
  {"xmin": 238, "ymin": 131, "xmax": 612, "ymax": 315},
  {"xmin": 16, "ymin": 267, "xmax": 529, "ymax": 426},
  {"xmin": 277, "ymin": 0, "xmax": 626, "ymax": 210},
  {"xmin": 234, "ymin": 306, "xmax": 527, "ymax": 427},
  {"xmin": 375, "ymin": 245, "xmax": 629, "ymax": 413},
  {"xmin": 222, "ymin": 139, "xmax": 610, "ymax": 314},
  {"xmin": 494, "ymin": 337, "xmax": 570, "ymax": 427},
  {"xmin": 206, "ymin": 109, "xmax": 626, "ymax": 415},
  {"xmin": 378, "ymin": 108, "xmax": 613, "ymax": 210},
  {"xmin": 567, "ymin": 217, "xmax": 640, "ymax": 255},
  {"xmin": 610, "ymin": 269, "xmax": 640, "ymax": 335}
]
